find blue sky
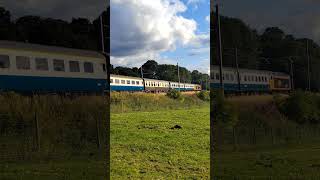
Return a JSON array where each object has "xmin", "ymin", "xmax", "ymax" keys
[
  {"xmin": 110, "ymin": 0, "xmax": 210, "ymax": 73},
  {"xmin": 161, "ymin": 0, "xmax": 210, "ymax": 73}
]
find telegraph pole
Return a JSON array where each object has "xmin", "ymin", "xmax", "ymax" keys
[
  {"xmin": 306, "ymin": 40, "xmax": 311, "ymax": 91},
  {"xmin": 177, "ymin": 63, "xmax": 181, "ymax": 92},
  {"xmin": 100, "ymin": 15, "xmax": 105, "ymax": 53},
  {"xmin": 289, "ymin": 58, "xmax": 294, "ymax": 91},
  {"xmin": 141, "ymin": 66, "xmax": 145, "ymax": 91},
  {"xmin": 235, "ymin": 48, "xmax": 241, "ymax": 92},
  {"xmin": 215, "ymin": 4, "xmax": 224, "ymax": 95}
]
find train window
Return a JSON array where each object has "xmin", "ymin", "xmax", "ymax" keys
[
  {"xmin": 16, "ymin": 56, "xmax": 30, "ymax": 70},
  {"xmin": 69, "ymin": 61, "xmax": 80, "ymax": 72},
  {"xmin": 216, "ymin": 73, "xmax": 220, "ymax": 80},
  {"xmin": 35, "ymin": 58, "xmax": 48, "ymax": 71},
  {"xmin": 132, "ymin": 80, "xmax": 135, "ymax": 85},
  {"xmin": 0, "ymin": 55, "xmax": 10, "ymax": 69},
  {"xmin": 84, "ymin": 62, "xmax": 94, "ymax": 73},
  {"xmin": 53, "ymin": 59, "xmax": 65, "ymax": 72},
  {"xmin": 110, "ymin": 79, "xmax": 113, "ymax": 83},
  {"xmin": 231, "ymin": 75, "xmax": 234, "ymax": 81},
  {"xmin": 226, "ymin": 74, "xmax": 229, "ymax": 80},
  {"xmin": 244, "ymin": 76, "xmax": 247, "ymax": 81},
  {"xmin": 127, "ymin": 80, "xmax": 130, "ymax": 84},
  {"xmin": 115, "ymin": 79, "xmax": 119, "ymax": 84},
  {"xmin": 136, "ymin": 81, "xmax": 139, "ymax": 85},
  {"xmin": 121, "ymin": 80, "xmax": 125, "ymax": 84}
]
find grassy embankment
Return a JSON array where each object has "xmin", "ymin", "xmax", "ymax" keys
[
  {"xmin": 0, "ymin": 93, "xmax": 108, "ymax": 180},
  {"xmin": 214, "ymin": 93, "xmax": 320, "ymax": 179},
  {"xmin": 111, "ymin": 91, "xmax": 210, "ymax": 179}
]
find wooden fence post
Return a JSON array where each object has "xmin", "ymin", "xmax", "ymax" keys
[
  {"xmin": 34, "ymin": 106, "xmax": 40, "ymax": 152},
  {"xmin": 96, "ymin": 116, "xmax": 101, "ymax": 149},
  {"xmin": 232, "ymin": 126, "xmax": 237, "ymax": 151}
]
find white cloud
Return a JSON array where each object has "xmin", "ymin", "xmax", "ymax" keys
[
  {"xmin": 111, "ymin": 0, "xmax": 209, "ymax": 73},
  {"xmin": 205, "ymin": 15, "xmax": 210, "ymax": 23},
  {"xmin": 111, "ymin": 0, "xmax": 199, "ymax": 63}
]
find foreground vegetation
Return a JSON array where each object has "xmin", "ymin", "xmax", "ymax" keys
[
  {"xmin": 213, "ymin": 91, "xmax": 320, "ymax": 178},
  {"xmin": 111, "ymin": 91, "xmax": 209, "ymax": 113},
  {"xmin": 0, "ymin": 93, "xmax": 107, "ymax": 179},
  {"xmin": 111, "ymin": 107, "xmax": 210, "ymax": 179}
]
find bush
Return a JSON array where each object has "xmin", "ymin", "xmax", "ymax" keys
[
  {"xmin": 166, "ymin": 89, "xmax": 181, "ymax": 99},
  {"xmin": 280, "ymin": 90, "xmax": 320, "ymax": 124},
  {"xmin": 197, "ymin": 91, "xmax": 210, "ymax": 101}
]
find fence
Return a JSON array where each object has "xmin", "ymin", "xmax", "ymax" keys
[
  {"xmin": 0, "ymin": 93, "xmax": 108, "ymax": 162},
  {"xmin": 214, "ymin": 124, "xmax": 320, "ymax": 151}
]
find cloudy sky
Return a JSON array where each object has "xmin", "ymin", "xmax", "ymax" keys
[
  {"xmin": 0, "ymin": 0, "xmax": 107, "ymax": 21},
  {"xmin": 110, "ymin": 0, "xmax": 210, "ymax": 73},
  {"xmin": 216, "ymin": 0, "xmax": 320, "ymax": 44}
]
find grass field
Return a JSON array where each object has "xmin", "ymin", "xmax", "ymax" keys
[
  {"xmin": 0, "ymin": 158, "xmax": 106, "ymax": 180},
  {"xmin": 111, "ymin": 107, "xmax": 210, "ymax": 179},
  {"xmin": 214, "ymin": 143, "xmax": 320, "ymax": 179},
  {"xmin": 214, "ymin": 93, "xmax": 320, "ymax": 179}
]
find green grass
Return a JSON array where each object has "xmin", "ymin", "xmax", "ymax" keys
[
  {"xmin": 0, "ymin": 158, "xmax": 106, "ymax": 180},
  {"xmin": 214, "ymin": 143, "xmax": 320, "ymax": 179},
  {"xmin": 111, "ymin": 107, "xmax": 210, "ymax": 179}
]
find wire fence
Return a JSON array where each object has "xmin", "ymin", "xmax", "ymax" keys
[
  {"xmin": 214, "ymin": 124, "xmax": 320, "ymax": 151},
  {"xmin": 0, "ymin": 93, "xmax": 108, "ymax": 162}
]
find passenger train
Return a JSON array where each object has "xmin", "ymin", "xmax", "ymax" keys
[
  {"xmin": 210, "ymin": 66, "xmax": 291, "ymax": 93},
  {"xmin": 0, "ymin": 41, "xmax": 201, "ymax": 94},
  {"xmin": 0, "ymin": 40, "xmax": 108, "ymax": 93},
  {"xmin": 110, "ymin": 74, "xmax": 202, "ymax": 92}
]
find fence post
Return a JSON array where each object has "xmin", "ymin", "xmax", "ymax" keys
[
  {"xmin": 34, "ymin": 104, "xmax": 40, "ymax": 152},
  {"xmin": 232, "ymin": 126, "xmax": 237, "ymax": 151},
  {"xmin": 271, "ymin": 127, "xmax": 274, "ymax": 145},
  {"xmin": 252, "ymin": 127, "xmax": 256, "ymax": 145},
  {"xmin": 96, "ymin": 116, "xmax": 101, "ymax": 149}
]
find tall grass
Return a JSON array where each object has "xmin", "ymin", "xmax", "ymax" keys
[
  {"xmin": 0, "ymin": 92, "xmax": 108, "ymax": 161},
  {"xmin": 111, "ymin": 92, "xmax": 208, "ymax": 113}
]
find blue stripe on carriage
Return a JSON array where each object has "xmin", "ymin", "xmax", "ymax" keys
[
  {"xmin": 110, "ymin": 85, "xmax": 144, "ymax": 91},
  {"xmin": 0, "ymin": 75, "xmax": 107, "ymax": 92},
  {"xmin": 210, "ymin": 83, "xmax": 269, "ymax": 92}
]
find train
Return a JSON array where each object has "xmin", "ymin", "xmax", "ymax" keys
[
  {"xmin": 0, "ymin": 40, "xmax": 108, "ymax": 93},
  {"xmin": 110, "ymin": 74, "xmax": 202, "ymax": 92},
  {"xmin": 0, "ymin": 41, "xmax": 201, "ymax": 94},
  {"xmin": 210, "ymin": 66, "xmax": 291, "ymax": 93}
]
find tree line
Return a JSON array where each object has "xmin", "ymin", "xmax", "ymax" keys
[
  {"xmin": 0, "ymin": 7, "xmax": 109, "ymax": 53},
  {"xmin": 212, "ymin": 11, "xmax": 320, "ymax": 91},
  {"xmin": 111, "ymin": 60, "xmax": 210, "ymax": 90}
]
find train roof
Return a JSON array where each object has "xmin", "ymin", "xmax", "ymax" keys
[
  {"xmin": 0, "ymin": 40, "xmax": 105, "ymax": 59},
  {"xmin": 110, "ymin": 74, "xmax": 142, "ymax": 80},
  {"xmin": 211, "ymin": 65, "xmax": 289, "ymax": 76},
  {"xmin": 144, "ymin": 78, "xmax": 169, "ymax": 82}
]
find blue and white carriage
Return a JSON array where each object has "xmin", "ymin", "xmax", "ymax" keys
[
  {"xmin": 210, "ymin": 65, "xmax": 290, "ymax": 92},
  {"xmin": 0, "ymin": 40, "xmax": 108, "ymax": 93}
]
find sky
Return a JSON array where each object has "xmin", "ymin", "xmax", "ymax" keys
[
  {"xmin": 110, "ymin": 0, "xmax": 210, "ymax": 73},
  {"xmin": 0, "ymin": 0, "xmax": 107, "ymax": 21},
  {"xmin": 215, "ymin": 0, "xmax": 320, "ymax": 44}
]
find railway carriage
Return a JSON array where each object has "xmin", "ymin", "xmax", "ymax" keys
[
  {"xmin": 210, "ymin": 65, "xmax": 291, "ymax": 93},
  {"xmin": 0, "ymin": 40, "xmax": 107, "ymax": 93},
  {"xmin": 110, "ymin": 74, "xmax": 144, "ymax": 91},
  {"xmin": 144, "ymin": 78, "xmax": 169, "ymax": 92}
]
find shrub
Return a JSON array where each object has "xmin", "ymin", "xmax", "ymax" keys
[
  {"xmin": 197, "ymin": 91, "xmax": 210, "ymax": 101},
  {"xmin": 166, "ymin": 89, "xmax": 181, "ymax": 99},
  {"xmin": 280, "ymin": 90, "xmax": 320, "ymax": 124}
]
